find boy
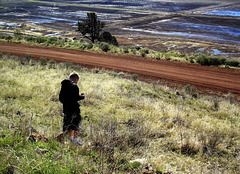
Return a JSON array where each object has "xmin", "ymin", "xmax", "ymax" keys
[{"xmin": 59, "ymin": 72, "xmax": 85, "ymax": 146}]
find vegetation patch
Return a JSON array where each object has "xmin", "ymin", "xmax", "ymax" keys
[
  {"xmin": 1, "ymin": 35, "xmax": 239, "ymax": 68},
  {"xmin": 0, "ymin": 54, "xmax": 239, "ymax": 173}
]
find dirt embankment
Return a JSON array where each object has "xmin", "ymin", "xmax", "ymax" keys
[{"xmin": 1, "ymin": 41, "xmax": 240, "ymax": 96}]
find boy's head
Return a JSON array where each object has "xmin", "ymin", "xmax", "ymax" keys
[{"xmin": 69, "ymin": 72, "xmax": 79, "ymax": 84}]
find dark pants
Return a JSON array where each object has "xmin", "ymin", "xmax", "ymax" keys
[{"xmin": 63, "ymin": 112, "xmax": 82, "ymax": 132}]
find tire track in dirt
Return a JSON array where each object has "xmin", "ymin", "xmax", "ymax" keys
[{"xmin": 1, "ymin": 41, "xmax": 240, "ymax": 95}]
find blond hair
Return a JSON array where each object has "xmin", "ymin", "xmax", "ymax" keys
[{"xmin": 69, "ymin": 71, "xmax": 79, "ymax": 80}]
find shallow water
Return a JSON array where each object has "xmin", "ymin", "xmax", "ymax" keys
[
  {"xmin": 213, "ymin": 49, "xmax": 240, "ymax": 55},
  {"xmin": 167, "ymin": 22, "xmax": 240, "ymax": 38},
  {"xmin": 45, "ymin": 32, "xmax": 62, "ymax": 37},
  {"xmin": 0, "ymin": 21, "xmax": 18, "ymax": 26},
  {"xmin": 205, "ymin": 10, "xmax": 240, "ymax": 17},
  {"xmin": 122, "ymin": 28, "xmax": 240, "ymax": 43}
]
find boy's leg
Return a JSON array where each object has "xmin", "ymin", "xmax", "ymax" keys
[
  {"xmin": 69, "ymin": 130, "xmax": 74, "ymax": 140},
  {"xmin": 74, "ymin": 129, "xmax": 80, "ymax": 138},
  {"xmin": 69, "ymin": 129, "xmax": 82, "ymax": 146}
]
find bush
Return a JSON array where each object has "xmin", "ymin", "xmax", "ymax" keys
[
  {"xmin": 80, "ymin": 42, "xmax": 93, "ymax": 50},
  {"xmin": 140, "ymin": 48, "xmax": 149, "ymax": 57},
  {"xmin": 99, "ymin": 31, "xmax": 118, "ymax": 46},
  {"xmin": 36, "ymin": 36, "xmax": 47, "ymax": 43},
  {"xmin": 122, "ymin": 47, "xmax": 129, "ymax": 54},
  {"xmin": 25, "ymin": 36, "xmax": 36, "ymax": 42},
  {"xmin": 184, "ymin": 84, "xmax": 197, "ymax": 96},
  {"xmin": 39, "ymin": 57, "xmax": 47, "ymax": 66},
  {"xmin": 171, "ymin": 51, "xmax": 185, "ymax": 57},
  {"xmin": 140, "ymin": 48, "xmax": 149, "ymax": 55},
  {"xmin": 156, "ymin": 53, "xmax": 161, "ymax": 60},
  {"xmin": 47, "ymin": 37, "xmax": 58, "ymax": 44},
  {"xmin": 24, "ymin": 53, "xmax": 32, "ymax": 63},
  {"xmin": 225, "ymin": 60, "xmax": 239, "ymax": 67},
  {"xmin": 195, "ymin": 53, "xmax": 211, "ymax": 65},
  {"xmin": 131, "ymin": 74, "xmax": 138, "ymax": 81},
  {"xmin": 99, "ymin": 42, "xmax": 110, "ymax": 52},
  {"xmin": 0, "ymin": 35, "xmax": 6, "ymax": 39},
  {"xmin": 5, "ymin": 35, "xmax": 13, "ymax": 41},
  {"xmin": 195, "ymin": 53, "xmax": 228, "ymax": 66},
  {"xmin": 48, "ymin": 59, "xmax": 56, "ymax": 68}
]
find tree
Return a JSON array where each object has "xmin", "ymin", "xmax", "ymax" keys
[
  {"xmin": 99, "ymin": 31, "xmax": 118, "ymax": 46},
  {"xmin": 78, "ymin": 12, "xmax": 105, "ymax": 43}
]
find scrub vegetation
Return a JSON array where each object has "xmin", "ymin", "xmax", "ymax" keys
[
  {"xmin": 0, "ymin": 54, "xmax": 239, "ymax": 173},
  {"xmin": 1, "ymin": 35, "xmax": 239, "ymax": 68}
]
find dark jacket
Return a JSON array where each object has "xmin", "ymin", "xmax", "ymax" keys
[{"xmin": 59, "ymin": 79, "xmax": 84, "ymax": 114}]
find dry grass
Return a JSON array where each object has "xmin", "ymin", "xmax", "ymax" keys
[{"xmin": 0, "ymin": 54, "xmax": 239, "ymax": 173}]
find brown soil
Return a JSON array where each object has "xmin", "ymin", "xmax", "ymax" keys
[{"xmin": 1, "ymin": 41, "xmax": 240, "ymax": 96}]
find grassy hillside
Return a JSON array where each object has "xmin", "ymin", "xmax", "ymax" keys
[{"xmin": 0, "ymin": 54, "xmax": 239, "ymax": 173}]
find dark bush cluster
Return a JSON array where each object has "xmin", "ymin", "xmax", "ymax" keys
[
  {"xmin": 194, "ymin": 53, "xmax": 239, "ymax": 67},
  {"xmin": 99, "ymin": 31, "xmax": 118, "ymax": 46},
  {"xmin": 225, "ymin": 59, "xmax": 240, "ymax": 67},
  {"xmin": 140, "ymin": 48, "xmax": 149, "ymax": 57},
  {"xmin": 0, "ymin": 35, "xmax": 13, "ymax": 41}
]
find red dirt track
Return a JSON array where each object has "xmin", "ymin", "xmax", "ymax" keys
[{"xmin": 1, "ymin": 41, "xmax": 240, "ymax": 96}]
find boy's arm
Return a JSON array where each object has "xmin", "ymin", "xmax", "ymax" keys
[
  {"xmin": 79, "ymin": 93, "xmax": 85, "ymax": 100},
  {"xmin": 73, "ymin": 85, "xmax": 85, "ymax": 101}
]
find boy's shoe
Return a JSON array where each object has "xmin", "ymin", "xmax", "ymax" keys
[
  {"xmin": 74, "ymin": 141, "xmax": 83, "ymax": 146},
  {"xmin": 72, "ymin": 138, "xmax": 83, "ymax": 146}
]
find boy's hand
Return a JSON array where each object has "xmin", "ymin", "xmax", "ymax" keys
[{"xmin": 81, "ymin": 93, "xmax": 85, "ymax": 99}]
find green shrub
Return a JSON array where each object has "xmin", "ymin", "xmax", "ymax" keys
[
  {"xmin": 36, "ymin": 36, "xmax": 47, "ymax": 43},
  {"xmin": 80, "ymin": 42, "xmax": 93, "ymax": 50},
  {"xmin": 184, "ymin": 84, "xmax": 197, "ymax": 96},
  {"xmin": 48, "ymin": 59, "xmax": 56, "ymax": 68},
  {"xmin": 47, "ymin": 37, "xmax": 58, "ymax": 44},
  {"xmin": 0, "ymin": 35, "xmax": 6, "ymax": 39},
  {"xmin": 5, "ymin": 35, "xmax": 13, "ymax": 41},
  {"xmin": 85, "ymin": 42, "xmax": 93, "ymax": 49},
  {"xmin": 195, "ymin": 53, "xmax": 228, "ymax": 66},
  {"xmin": 99, "ymin": 42, "xmax": 110, "ymax": 52},
  {"xmin": 195, "ymin": 53, "xmax": 210, "ymax": 65},
  {"xmin": 156, "ymin": 53, "xmax": 161, "ymax": 60},
  {"xmin": 122, "ymin": 47, "xmax": 129, "ymax": 54},
  {"xmin": 131, "ymin": 74, "xmax": 138, "ymax": 81},
  {"xmin": 225, "ymin": 60, "xmax": 239, "ymax": 67},
  {"xmin": 171, "ymin": 51, "xmax": 185, "ymax": 57},
  {"xmin": 140, "ymin": 48, "xmax": 149, "ymax": 55},
  {"xmin": 57, "ymin": 39, "xmax": 65, "ymax": 47},
  {"xmin": 131, "ymin": 49, "xmax": 137, "ymax": 55},
  {"xmin": 25, "ymin": 36, "xmax": 36, "ymax": 42},
  {"xmin": 40, "ymin": 57, "xmax": 47, "ymax": 66},
  {"xmin": 141, "ymin": 52, "xmax": 146, "ymax": 57},
  {"xmin": 24, "ymin": 53, "xmax": 32, "ymax": 63},
  {"xmin": 139, "ymin": 48, "xmax": 149, "ymax": 57}
]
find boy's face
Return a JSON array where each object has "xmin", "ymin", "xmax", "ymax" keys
[{"xmin": 73, "ymin": 77, "xmax": 79, "ymax": 84}]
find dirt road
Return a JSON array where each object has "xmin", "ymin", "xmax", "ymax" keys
[{"xmin": 1, "ymin": 41, "xmax": 240, "ymax": 95}]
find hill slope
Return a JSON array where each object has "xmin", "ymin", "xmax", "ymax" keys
[
  {"xmin": 0, "ymin": 55, "xmax": 239, "ymax": 173},
  {"xmin": 0, "ymin": 41, "xmax": 240, "ymax": 95}
]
